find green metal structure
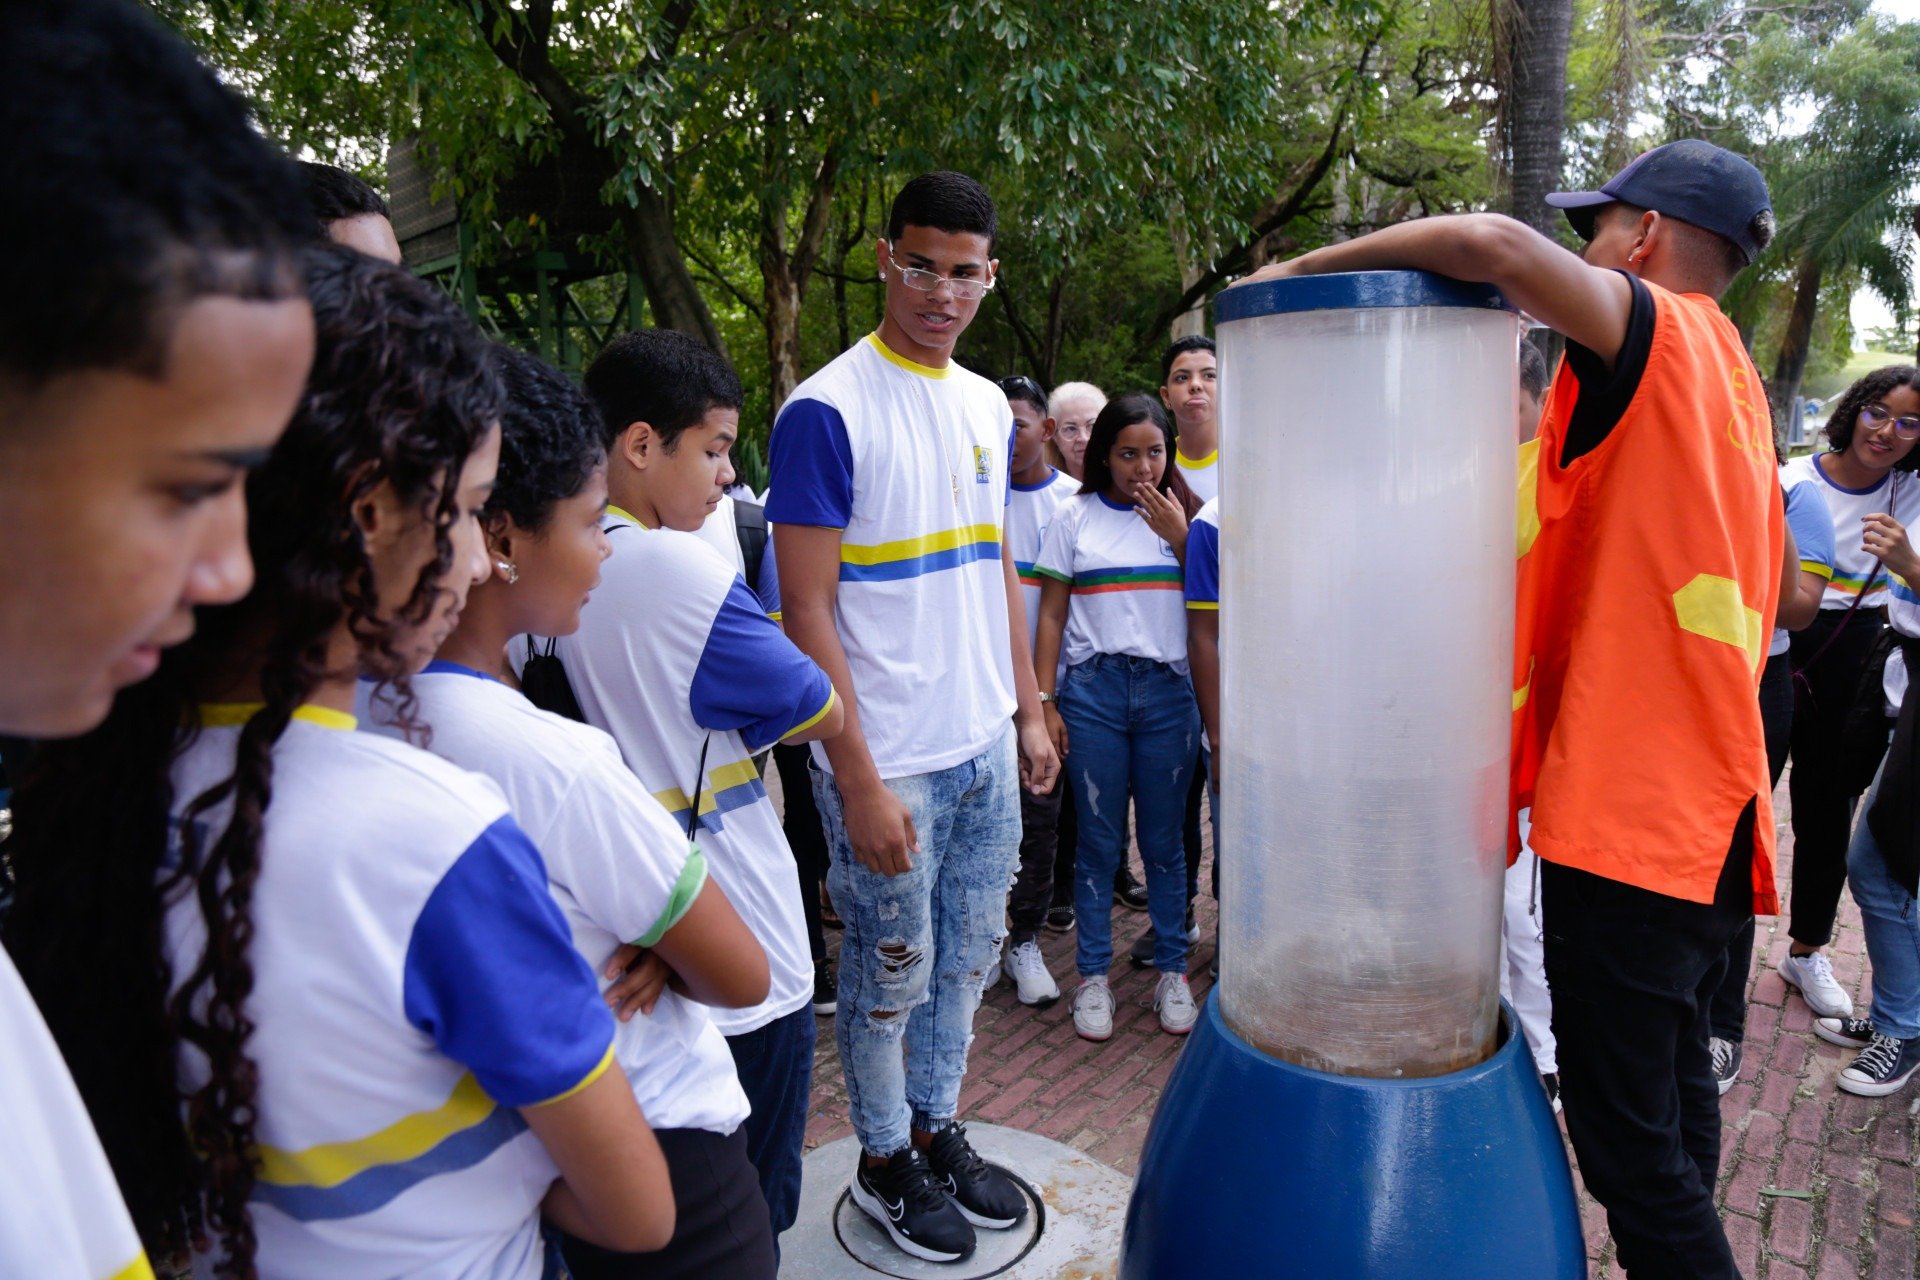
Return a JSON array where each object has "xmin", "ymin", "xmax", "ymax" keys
[{"xmin": 388, "ymin": 137, "xmax": 644, "ymax": 373}]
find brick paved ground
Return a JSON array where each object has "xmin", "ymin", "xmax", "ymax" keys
[{"xmin": 777, "ymin": 773, "xmax": 1918, "ymax": 1277}]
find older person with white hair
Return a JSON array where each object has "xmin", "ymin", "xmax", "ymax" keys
[{"xmin": 1047, "ymin": 381, "xmax": 1106, "ymax": 482}]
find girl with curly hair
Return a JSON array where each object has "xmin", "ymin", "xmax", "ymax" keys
[
  {"xmin": 366, "ymin": 345, "xmax": 778, "ymax": 1279},
  {"xmin": 1775, "ymin": 365, "xmax": 1920, "ymax": 1022},
  {"xmin": 5, "ymin": 248, "xmax": 672, "ymax": 1278}
]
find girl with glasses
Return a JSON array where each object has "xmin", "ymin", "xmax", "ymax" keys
[{"xmin": 1775, "ymin": 365, "xmax": 1920, "ymax": 1024}]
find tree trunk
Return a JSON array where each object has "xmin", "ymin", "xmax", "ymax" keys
[
  {"xmin": 618, "ymin": 193, "xmax": 727, "ymax": 355},
  {"xmin": 1504, "ymin": 0, "xmax": 1574, "ymax": 236},
  {"xmin": 1769, "ymin": 255, "xmax": 1824, "ymax": 434},
  {"xmin": 758, "ymin": 142, "xmax": 840, "ymax": 414},
  {"xmin": 1168, "ymin": 214, "xmax": 1207, "ymax": 341}
]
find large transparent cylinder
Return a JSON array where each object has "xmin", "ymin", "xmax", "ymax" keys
[{"xmin": 1217, "ymin": 288, "xmax": 1517, "ymax": 1078}]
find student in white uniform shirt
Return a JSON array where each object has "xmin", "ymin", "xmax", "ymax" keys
[
  {"xmin": 1034, "ymin": 394, "xmax": 1204, "ymax": 1043},
  {"xmin": 366, "ymin": 346, "xmax": 779, "ymax": 1279},
  {"xmin": 997, "ymin": 374, "xmax": 1081, "ymax": 1007},
  {"xmin": 769, "ymin": 173, "xmax": 1058, "ymax": 1266},
  {"xmin": 573, "ymin": 327, "xmax": 843, "ymax": 1253},
  {"xmin": 0, "ymin": 6, "xmax": 316, "ymax": 1277},
  {"xmin": 10, "ymin": 251, "xmax": 674, "ymax": 1279},
  {"xmin": 1776, "ymin": 367, "xmax": 1920, "ymax": 1020}
]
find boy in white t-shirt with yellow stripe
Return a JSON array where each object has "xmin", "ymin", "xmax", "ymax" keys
[{"xmin": 770, "ymin": 173, "xmax": 1059, "ymax": 1266}]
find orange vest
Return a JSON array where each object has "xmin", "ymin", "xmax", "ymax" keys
[{"xmin": 1511, "ymin": 281, "xmax": 1782, "ymax": 912}]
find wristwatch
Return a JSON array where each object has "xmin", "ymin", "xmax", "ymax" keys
[{"xmin": 1037, "ymin": 691, "xmax": 1057, "ymax": 705}]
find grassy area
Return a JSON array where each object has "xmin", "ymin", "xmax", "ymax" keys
[{"xmin": 1804, "ymin": 350, "xmax": 1908, "ymax": 403}]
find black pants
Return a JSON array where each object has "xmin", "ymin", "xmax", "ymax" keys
[
  {"xmin": 1183, "ymin": 749, "xmax": 1211, "ymax": 902},
  {"xmin": 773, "ymin": 742, "xmax": 828, "ymax": 963},
  {"xmin": 1787, "ymin": 609, "xmax": 1887, "ymax": 946},
  {"xmin": 1542, "ymin": 801, "xmax": 1755, "ymax": 1280},
  {"xmin": 558, "ymin": 1125, "xmax": 776, "ymax": 1280},
  {"xmin": 1009, "ymin": 780, "xmax": 1063, "ymax": 944},
  {"xmin": 1709, "ymin": 653, "xmax": 1795, "ymax": 1043}
]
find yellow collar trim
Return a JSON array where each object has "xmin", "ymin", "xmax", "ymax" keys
[
  {"xmin": 201, "ymin": 703, "xmax": 358, "ymax": 732},
  {"xmin": 866, "ymin": 332, "xmax": 950, "ymax": 380},
  {"xmin": 605, "ymin": 504, "xmax": 651, "ymax": 529},
  {"xmin": 1176, "ymin": 447, "xmax": 1218, "ymax": 468}
]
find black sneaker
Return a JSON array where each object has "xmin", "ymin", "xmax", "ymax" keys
[
  {"xmin": 1815, "ymin": 1016, "xmax": 1876, "ymax": 1049},
  {"xmin": 1130, "ymin": 908, "xmax": 1199, "ymax": 967},
  {"xmin": 1114, "ymin": 869, "xmax": 1149, "ymax": 912},
  {"xmin": 1709, "ymin": 1036, "xmax": 1742, "ymax": 1095},
  {"xmin": 850, "ymin": 1147, "xmax": 976, "ymax": 1262},
  {"xmin": 812, "ymin": 959, "xmax": 837, "ymax": 1016},
  {"xmin": 1044, "ymin": 903, "xmax": 1075, "ymax": 933},
  {"xmin": 1838, "ymin": 1032, "xmax": 1920, "ymax": 1097},
  {"xmin": 924, "ymin": 1122, "xmax": 1028, "ymax": 1229}
]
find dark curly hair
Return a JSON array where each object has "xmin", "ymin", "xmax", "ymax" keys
[
  {"xmin": 1823, "ymin": 364, "xmax": 1920, "ymax": 473},
  {"xmin": 4, "ymin": 245, "xmax": 501, "ymax": 1276},
  {"xmin": 0, "ymin": 0, "xmax": 310, "ymax": 401},
  {"xmin": 489, "ymin": 345, "xmax": 607, "ymax": 532},
  {"xmin": 1078, "ymin": 392, "xmax": 1202, "ymax": 519}
]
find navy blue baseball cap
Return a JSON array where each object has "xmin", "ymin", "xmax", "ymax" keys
[{"xmin": 1546, "ymin": 139, "xmax": 1772, "ymax": 264}]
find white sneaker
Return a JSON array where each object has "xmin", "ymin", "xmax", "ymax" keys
[
  {"xmin": 1072, "ymin": 977, "xmax": 1114, "ymax": 1041},
  {"xmin": 1779, "ymin": 950, "xmax": 1854, "ymax": 1018},
  {"xmin": 1001, "ymin": 939, "xmax": 1060, "ymax": 1008},
  {"xmin": 1154, "ymin": 972, "xmax": 1198, "ymax": 1035}
]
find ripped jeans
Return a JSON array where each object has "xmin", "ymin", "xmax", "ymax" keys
[
  {"xmin": 1059, "ymin": 654, "xmax": 1201, "ymax": 977},
  {"xmin": 815, "ymin": 726, "xmax": 1020, "ymax": 1157}
]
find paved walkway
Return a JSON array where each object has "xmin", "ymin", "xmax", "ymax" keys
[{"xmin": 781, "ymin": 775, "xmax": 1918, "ymax": 1277}]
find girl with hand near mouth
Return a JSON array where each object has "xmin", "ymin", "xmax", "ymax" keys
[{"xmin": 1032, "ymin": 394, "xmax": 1205, "ymax": 1044}]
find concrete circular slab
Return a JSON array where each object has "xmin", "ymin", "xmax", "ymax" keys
[{"xmin": 782, "ymin": 1124, "xmax": 1130, "ymax": 1279}]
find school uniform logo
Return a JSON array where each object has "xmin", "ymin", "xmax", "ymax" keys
[{"xmin": 974, "ymin": 445, "xmax": 992, "ymax": 483}]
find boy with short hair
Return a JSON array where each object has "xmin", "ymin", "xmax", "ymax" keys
[
  {"xmin": 769, "ymin": 171, "xmax": 1058, "ymax": 1265},
  {"xmin": 0, "ymin": 1, "xmax": 316, "ymax": 1272},
  {"xmin": 300, "ymin": 161, "xmax": 403, "ymax": 263},
  {"xmin": 999, "ymin": 375, "xmax": 1080, "ymax": 1007},
  {"xmin": 565, "ymin": 328, "xmax": 844, "ymax": 1248},
  {"xmin": 1237, "ymin": 138, "xmax": 1783, "ymax": 1279}
]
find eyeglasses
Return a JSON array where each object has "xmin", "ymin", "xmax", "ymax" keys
[
  {"xmin": 887, "ymin": 244, "xmax": 995, "ymax": 300},
  {"xmin": 1055, "ymin": 419, "xmax": 1092, "ymax": 440},
  {"xmin": 1859, "ymin": 403, "xmax": 1920, "ymax": 440},
  {"xmin": 999, "ymin": 374, "xmax": 1045, "ymax": 403}
]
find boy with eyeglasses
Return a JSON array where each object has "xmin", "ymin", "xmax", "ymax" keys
[{"xmin": 769, "ymin": 172, "xmax": 1059, "ymax": 1264}]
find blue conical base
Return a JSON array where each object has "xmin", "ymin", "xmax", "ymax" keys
[{"xmin": 1120, "ymin": 997, "xmax": 1584, "ymax": 1278}]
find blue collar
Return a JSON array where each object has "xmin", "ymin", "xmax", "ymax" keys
[{"xmin": 422, "ymin": 659, "xmax": 500, "ymax": 683}]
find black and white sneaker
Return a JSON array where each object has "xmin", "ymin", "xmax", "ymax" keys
[
  {"xmin": 1709, "ymin": 1036, "xmax": 1742, "ymax": 1095},
  {"xmin": 1838, "ymin": 1032, "xmax": 1920, "ymax": 1097},
  {"xmin": 1114, "ymin": 869, "xmax": 1150, "ymax": 912},
  {"xmin": 812, "ymin": 959, "xmax": 837, "ymax": 1017},
  {"xmin": 1815, "ymin": 1016, "xmax": 1877, "ymax": 1049},
  {"xmin": 850, "ymin": 1147, "xmax": 976, "ymax": 1262},
  {"xmin": 925, "ymin": 1122, "xmax": 1028, "ymax": 1229},
  {"xmin": 1044, "ymin": 903, "xmax": 1075, "ymax": 933}
]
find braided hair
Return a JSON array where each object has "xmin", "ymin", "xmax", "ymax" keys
[
  {"xmin": 1822, "ymin": 364, "xmax": 1920, "ymax": 473},
  {"xmin": 4, "ymin": 245, "xmax": 500, "ymax": 1276}
]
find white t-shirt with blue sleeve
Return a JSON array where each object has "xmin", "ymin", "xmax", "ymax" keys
[
  {"xmin": 1006, "ymin": 467, "xmax": 1080, "ymax": 656},
  {"xmin": 1185, "ymin": 498, "xmax": 1221, "ymax": 615},
  {"xmin": 1771, "ymin": 468, "xmax": 1835, "ymax": 658},
  {"xmin": 765, "ymin": 333, "xmax": 1017, "ymax": 778},
  {"xmin": 364, "ymin": 664, "xmax": 750, "ymax": 1137},
  {"xmin": 558, "ymin": 523, "xmax": 831, "ymax": 1036},
  {"xmin": 164, "ymin": 709, "xmax": 616, "ymax": 1280},
  {"xmin": 1034, "ymin": 492, "xmax": 1190, "ymax": 673}
]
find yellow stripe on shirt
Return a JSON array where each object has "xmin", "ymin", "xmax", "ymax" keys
[
  {"xmin": 840, "ymin": 523, "xmax": 1000, "ymax": 567},
  {"xmin": 783, "ymin": 689, "xmax": 838, "ymax": 740},
  {"xmin": 256, "ymin": 1072, "xmax": 498, "ymax": 1189}
]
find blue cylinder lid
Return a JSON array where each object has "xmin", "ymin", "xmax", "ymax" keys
[{"xmin": 1213, "ymin": 269, "xmax": 1516, "ymax": 324}]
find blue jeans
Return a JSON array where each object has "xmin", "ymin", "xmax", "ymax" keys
[
  {"xmin": 815, "ymin": 726, "xmax": 1020, "ymax": 1157},
  {"xmin": 725, "ymin": 1005, "xmax": 815, "ymax": 1246},
  {"xmin": 1848, "ymin": 761, "xmax": 1920, "ymax": 1041},
  {"xmin": 1059, "ymin": 654, "xmax": 1201, "ymax": 976}
]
